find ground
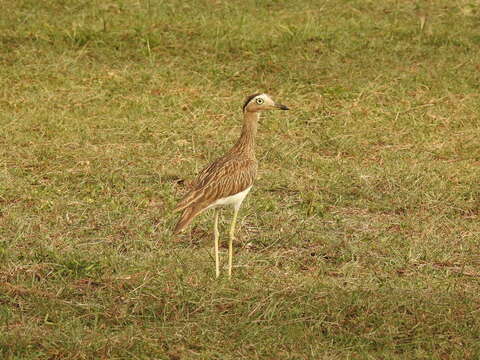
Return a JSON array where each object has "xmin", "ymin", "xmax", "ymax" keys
[{"xmin": 0, "ymin": 0, "xmax": 479, "ymax": 359}]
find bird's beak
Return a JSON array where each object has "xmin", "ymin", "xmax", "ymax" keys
[{"xmin": 275, "ymin": 103, "xmax": 289, "ymax": 110}]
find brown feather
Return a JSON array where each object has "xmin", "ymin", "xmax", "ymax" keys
[
  {"xmin": 173, "ymin": 158, "xmax": 257, "ymax": 227},
  {"xmin": 173, "ymin": 106, "xmax": 260, "ymax": 233},
  {"xmin": 173, "ymin": 204, "xmax": 208, "ymax": 234}
]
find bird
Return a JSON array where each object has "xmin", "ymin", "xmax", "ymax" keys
[{"xmin": 173, "ymin": 93, "xmax": 289, "ymax": 278}]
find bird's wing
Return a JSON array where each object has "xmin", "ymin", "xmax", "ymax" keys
[{"xmin": 173, "ymin": 157, "xmax": 257, "ymax": 213}]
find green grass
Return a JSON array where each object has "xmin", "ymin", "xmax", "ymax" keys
[{"xmin": 1, "ymin": 0, "xmax": 480, "ymax": 358}]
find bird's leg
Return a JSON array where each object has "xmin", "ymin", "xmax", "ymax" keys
[
  {"xmin": 213, "ymin": 209, "xmax": 220, "ymax": 278},
  {"xmin": 228, "ymin": 207, "xmax": 239, "ymax": 278}
]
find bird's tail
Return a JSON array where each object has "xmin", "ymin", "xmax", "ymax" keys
[{"xmin": 173, "ymin": 205, "xmax": 205, "ymax": 234}]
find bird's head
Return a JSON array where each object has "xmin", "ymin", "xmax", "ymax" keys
[{"xmin": 242, "ymin": 93, "xmax": 289, "ymax": 113}]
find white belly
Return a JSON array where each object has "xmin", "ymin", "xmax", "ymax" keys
[{"xmin": 209, "ymin": 186, "xmax": 252, "ymax": 210}]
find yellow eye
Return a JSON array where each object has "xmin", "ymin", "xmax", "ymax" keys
[{"xmin": 255, "ymin": 98, "xmax": 264, "ymax": 105}]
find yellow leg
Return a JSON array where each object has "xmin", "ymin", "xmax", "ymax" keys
[
  {"xmin": 213, "ymin": 209, "xmax": 220, "ymax": 278},
  {"xmin": 228, "ymin": 207, "xmax": 239, "ymax": 278}
]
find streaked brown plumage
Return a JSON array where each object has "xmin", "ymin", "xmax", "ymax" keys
[
  {"xmin": 173, "ymin": 93, "xmax": 289, "ymax": 277},
  {"xmin": 173, "ymin": 114, "xmax": 258, "ymax": 234}
]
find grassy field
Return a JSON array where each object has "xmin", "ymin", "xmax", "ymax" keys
[{"xmin": 1, "ymin": 0, "xmax": 480, "ymax": 358}]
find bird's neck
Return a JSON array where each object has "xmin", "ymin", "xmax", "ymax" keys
[{"xmin": 232, "ymin": 111, "xmax": 259, "ymax": 156}]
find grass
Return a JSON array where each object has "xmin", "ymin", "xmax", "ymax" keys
[{"xmin": 1, "ymin": 0, "xmax": 479, "ymax": 358}]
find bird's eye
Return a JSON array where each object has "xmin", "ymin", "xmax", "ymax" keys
[{"xmin": 255, "ymin": 98, "xmax": 264, "ymax": 105}]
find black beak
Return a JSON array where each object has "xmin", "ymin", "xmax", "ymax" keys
[{"xmin": 275, "ymin": 103, "xmax": 290, "ymax": 110}]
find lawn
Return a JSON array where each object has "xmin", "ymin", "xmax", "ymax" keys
[{"xmin": 0, "ymin": 0, "xmax": 479, "ymax": 359}]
